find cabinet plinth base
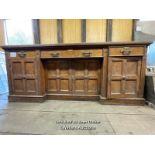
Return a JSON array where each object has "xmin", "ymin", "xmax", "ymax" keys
[
  {"xmin": 8, "ymin": 94, "xmax": 145, "ymax": 105},
  {"xmin": 100, "ymin": 98, "xmax": 146, "ymax": 105},
  {"xmin": 47, "ymin": 94, "xmax": 99, "ymax": 101},
  {"xmin": 9, "ymin": 95, "xmax": 46, "ymax": 103}
]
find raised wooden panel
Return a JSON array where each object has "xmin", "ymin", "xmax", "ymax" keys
[
  {"xmin": 59, "ymin": 61, "xmax": 69, "ymax": 77},
  {"xmin": 87, "ymin": 61, "xmax": 99, "ymax": 77},
  {"xmin": 126, "ymin": 61, "xmax": 138, "ymax": 76},
  {"xmin": 48, "ymin": 79, "xmax": 57, "ymax": 91},
  {"xmin": 112, "ymin": 19, "xmax": 133, "ymax": 41},
  {"xmin": 46, "ymin": 61, "xmax": 58, "ymax": 92},
  {"xmin": 14, "ymin": 79, "xmax": 24, "ymax": 93},
  {"xmin": 40, "ymin": 19, "xmax": 57, "ymax": 44},
  {"xmin": 10, "ymin": 60, "xmax": 24, "ymax": 94},
  {"xmin": 24, "ymin": 60, "xmax": 37, "ymax": 94},
  {"xmin": 25, "ymin": 62, "xmax": 35, "ymax": 75},
  {"xmin": 86, "ymin": 19, "xmax": 106, "ymax": 42},
  {"xmin": 125, "ymin": 80, "xmax": 136, "ymax": 94},
  {"xmin": 60, "ymin": 80, "xmax": 70, "ymax": 92},
  {"xmin": 12, "ymin": 61, "xmax": 23, "ymax": 75},
  {"xmin": 111, "ymin": 80, "xmax": 121, "ymax": 94},
  {"xmin": 59, "ymin": 61, "xmax": 70, "ymax": 92},
  {"xmin": 73, "ymin": 61, "xmax": 85, "ymax": 77},
  {"xmin": 47, "ymin": 61, "xmax": 57, "ymax": 77},
  {"xmin": 25, "ymin": 79, "xmax": 36, "ymax": 92},
  {"xmin": 74, "ymin": 79, "xmax": 85, "ymax": 93},
  {"xmin": 87, "ymin": 79, "xmax": 98, "ymax": 93},
  {"xmin": 62, "ymin": 19, "xmax": 81, "ymax": 43},
  {"xmin": 111, "ymin": 60, "xmax": 123, "ymax": 76}
]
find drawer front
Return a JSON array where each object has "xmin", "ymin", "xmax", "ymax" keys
[
  {"xmin": 8, "ymin": 51, "xmax": 37, "ymax": 59},
  {"xmin": 109, "ymin": 46, "xmax": 145, "ymax": 56},
  {"xmin": 41, "ymin": 49, "xmax": 103, "ymax": 58}
]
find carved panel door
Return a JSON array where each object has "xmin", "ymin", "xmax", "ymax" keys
[
  {"xmin": 108, "ymin": 57, "xmax": 142, "ymax": 98},
  {"xmin": 10, "ymin": 59, "xmax": 38, "ymax": 95},
  {"xmin": 10, "ymin": 60, "xmax": 25, "ymax": 95},
  {"xmin": 72, "ymin": 59, "xmax": 100, "ymax": 95},
  {"xmin": 72, "ymin": 60, "xmax": 86, "ymax": 94},
  {"xmin": 46, "ymin": 60, "xmax": 71, "ymax": 94},
  {"xmin": 24, "ymin": 60, "xmax": 38, "ymax": 95}
]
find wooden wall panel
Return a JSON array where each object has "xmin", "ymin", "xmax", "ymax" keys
[
  {"xmin": 62, "ymin": 19, "xmax": 81, "ymax": 43},
  {"xmin": 0, "ymin": 20, "xmax": 5, "ymax": 46},
  {"xmin": 86, "ymin": 19, "xmax": 107, "ymax": 42},
  {"xmin": 112, "ymin": 19, "xmax": 133, "ymax": 41},
  {"xmin": 39, "ymin": 19, "xmax": 57, "ymax": 44}
]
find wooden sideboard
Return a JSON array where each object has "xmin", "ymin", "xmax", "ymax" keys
[{"xmin": 1, "ymin": 42, "xmax": 151, "ymax": 105}]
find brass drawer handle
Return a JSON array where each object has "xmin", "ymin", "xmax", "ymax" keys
[
  {"xmin": 120, "ymin": 47, "xmax": 132, "ymax": 55},
  {"xmin": 82, "ymin": 52, "xmax": 92, "ymax": 57},
  {"xmin": 50, "ymin": 52, "xmax": 60, "ymax": 57},
  {"xmin": 18, "ymin": 52, "xmax": 26, "ymax": 58}
]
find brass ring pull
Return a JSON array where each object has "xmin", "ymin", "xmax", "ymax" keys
[
  {"xmin": 50, "ymin": 52, "xmax": 60, "ymax": 57},
  {"xmin": 82, "ymin": 52, "xmax": 92, "ymax": 57},
  {"xmin": 120, "ymin": 47, "xmax": 131, "ymax": 55},
  {"xmin": 18, "ymin": 51, "xmax": 26, "ymax": 58}
]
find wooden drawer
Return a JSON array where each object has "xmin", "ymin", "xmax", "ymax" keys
[
  {"xmin": 41, "ymin": 49, "xmax": 103, "ymax": 58},
  {"xmin": 109, "ymin": 46, "xmax": 145, "ymax": 56},
  {"xmin": 8, "ymin": 51, "xmax": 37, "ymax": 59}
]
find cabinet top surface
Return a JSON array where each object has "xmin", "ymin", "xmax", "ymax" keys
[{"xmin": 1, "ymin": 41, "xmax": 151, "ymax": 51}]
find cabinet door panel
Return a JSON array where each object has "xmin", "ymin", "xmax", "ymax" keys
[
  {"xmin": 12, "ymin": 61, "xmax": 23, "ymax": 75},
  {"xmin": 59, "ymin": 61, "xmax": 70, "ymax": 93},
  {"xmin": 46, "ymin": 60, "xmax": 71, "ymax": 93},
  {"xmin": 48, "ymin": 79, "xmax": 58, "ymax": 91},
  {"xmin": 108, "ymin": 57, "xmax": 142, "ymax": 98},
  {"xmin": 87, "ymin": 79, "xmax": 98, "ymax": 93},
  {"xmin": 14, "ymin": 79, "xmax": 25, "ymax": 93},
  {"xmin": 25, "ymin": 79, "xmax": 36, "ymax": 93},
  {"xmin": 25, "ymin": 62, "xmax": 36, "ymax": 76},
  {"xmin": 111, "ymin": 61, "xmax": 123, "ymax": 76},
  {"xmin": 10, "ymin": 60, "xmax": 25, "ymax": 94},
  {"xmin": 74, "ymin": 79, "xmax": 85, "ymax": 93},
  {"xmin": 124, "ymin": 58, "xmax": 141, "ymax": 97},
  {"xmin": 72, "ymin": 59, "xmax": 100, "ymax": 95},
  {"xmin": 111, "ymin": 80, "xmax": 122, "ymax": 95},
  {"xmin": 87, "ymin": 60, "xmax": 100, "ymax": 94},
  {"xmin": 60, "ymin": 79, "xmax": 70, "ymax": 92},
  {"xmin": 87, "ymin": 61, "xmax": 99, "ymax": 77},
  {"xmin": 72, "ymin": 60, "xmax": 85, "ymax": 94},
  {"xmin": 108, "ymin": 58, "xmax": 124, "ymax": 98},
  {"xmin": 46, "ymin": 61, "xmax": 58, "ymax": 93},
  {"xmin": 24, "ymin": 60, "xmax": 38, "ymax": 95},
  {"xmin": 125, "ymin": 80, "xmax": 136, "ymax": 94}
]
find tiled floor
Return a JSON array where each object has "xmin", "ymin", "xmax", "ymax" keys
[{"xmin": 0, "ymin": 94, "xmax": 155, "ymax": 135}]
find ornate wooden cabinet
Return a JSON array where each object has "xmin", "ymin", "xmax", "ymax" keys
[{"xmin": 2, "ymin": 42, "xmax": 150, "ymax": 104}]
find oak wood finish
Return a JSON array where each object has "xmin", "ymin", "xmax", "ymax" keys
[
  {"xmin": 41, "ymin": 49, "xmax": 103, "ymax": 58},
  {"xmin": 2, "ymin": 42, "xmax": 151, "ymax": 104},
  {"xmin": 112, "ymin": 19, "xmax": 133, "ymax": 41},
  {"xmin": 62, "ymin": 19, "xmax": 81, "ymax": 43},
  {"xmin": 40, "ymin": 19, "xmax": 58, "ymax": 44},
  {"xmin": 86, "ymin": 19, "xmax": 107, "ymax": 42}
]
